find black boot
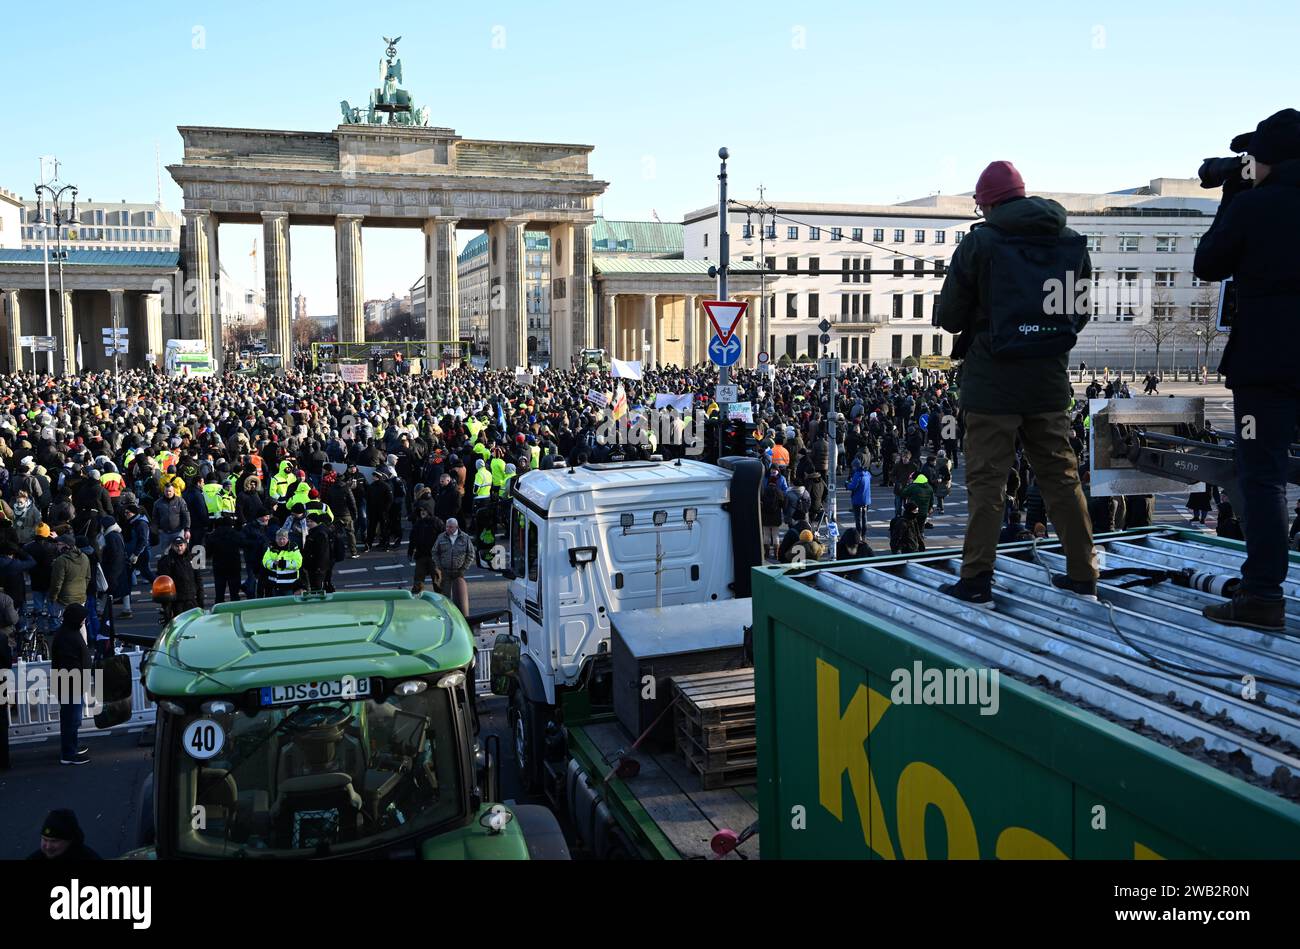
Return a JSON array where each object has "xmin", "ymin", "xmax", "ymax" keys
[
  {"xmin": 1203, "ymin": 594, "xmax": 1285, "ymax": 633},
  {"xmin": 939, "ymin": 572, "xmax": 994, "ymax": 608}
]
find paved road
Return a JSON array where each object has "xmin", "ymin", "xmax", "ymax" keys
[{"xmin": 5, "ymin": 383, "xmax": 1293, "ymax": 857}]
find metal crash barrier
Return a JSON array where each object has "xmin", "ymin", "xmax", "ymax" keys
[{"xmin": 7, "ymin": 648, "xmax": 156, "ymax": 745}]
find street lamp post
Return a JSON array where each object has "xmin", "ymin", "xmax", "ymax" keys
[{"xmin": 34, "ymin": 171, "xmax": 78, "ymax": 378}]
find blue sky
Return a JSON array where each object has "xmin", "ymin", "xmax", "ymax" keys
[{"xmin": 1, "ymin": 0, "xmax": 1293, "ymax": 313}]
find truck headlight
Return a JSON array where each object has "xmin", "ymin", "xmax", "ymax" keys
[
  {"xmin": 396, "ymin": 679, "xmax": 430, "ymax": 695},
  {"xmin": 436, "ymin": 672, "xmax": 464, "ymax": 690}
]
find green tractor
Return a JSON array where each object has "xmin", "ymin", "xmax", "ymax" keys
[
  {"xmin": 579, "ymin": 348, "xmax": 607, "ymax": 373},
  {"xmin": 123, "ymin": 590, "xmax": 567, "ymax": 860}
]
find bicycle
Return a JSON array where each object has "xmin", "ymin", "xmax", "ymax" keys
[{"xmin": 17, "ymin": 605, "xmax": 51, "ymax": 663}]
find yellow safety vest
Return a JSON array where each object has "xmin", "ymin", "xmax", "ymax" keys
[
  {"xmin": 201, "ymin": 483, "xmax": 224, "ymax": 515},
  {"xmin": 473, "ymin": 467, "xmax": 492, "ymax": 499}
]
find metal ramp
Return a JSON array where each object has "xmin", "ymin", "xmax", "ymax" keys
[{"xmin": 801, "ymin": 530, "xmax": 1300, "ymax": 801}]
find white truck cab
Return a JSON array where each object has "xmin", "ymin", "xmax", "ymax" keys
[{"xmin": 495, "ymin": 456, "xmax": 763, "ymax": 790}]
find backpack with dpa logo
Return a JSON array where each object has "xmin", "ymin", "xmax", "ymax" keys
[{"xmin": 982, "ymin": 228, "xmax": 1088, "ymax": 359}]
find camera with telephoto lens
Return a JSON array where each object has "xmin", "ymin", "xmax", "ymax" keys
[{"xmin": 1197, "ymin": 132, "xmax": 1256, "ymax": 189}]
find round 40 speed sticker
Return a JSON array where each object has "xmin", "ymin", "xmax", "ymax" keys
[{"xmin": 181, "ymin": 719, "xmax": 226, "ymax": 760}]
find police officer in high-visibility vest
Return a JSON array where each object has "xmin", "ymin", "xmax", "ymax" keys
[
  {"xmin": 268, "ymin": 460, "xmax": 295, "ymax": 504},
  {"xmin": 201, "ymin": 479, "xmax": 225, "ymax": 518},
  {"xmin": 527, "ymin": 436, "xmax": 540, "ymax": 472},
  {"xmin": 472, "ymin": 458, "xmax": 493, "ymax": 511},
  {"xmin": 261, "ymin": 531, "xmax": 304, "ymax": 596}
]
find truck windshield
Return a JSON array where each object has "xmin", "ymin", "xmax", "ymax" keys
[{"xmin": 169, "ymin": 688, "xmax": 464, "ymax": 857}]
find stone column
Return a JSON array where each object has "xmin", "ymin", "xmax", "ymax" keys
[
  {"xmin": 182, "ymin": 209, "xmax": 216, "ymax": 347},
  {"xmin": 423, "ymin": 217, "xmax": 458, "ymax": 359},
  {"xmin": 1, "ymin": 289, "xmax": 19, "ymax": 374},
  {"xmin": 547, "ymin": 222, "xmax": 572, "ymax": 369},
  {"xmin": 570, "ymin": 222, "xmax": 593, "ymax": 361},
  {"xmin": 335, "ymin": 214, "xmax": 365, "ymax": 344},
  {"xmin": 602, "ymin": 291, "xmax": 617, "ymax": 360},
  {"xmin": 262, "ymin": 212, "xmax": 292, "ymax": 365},
  {"xmin": 488, "ymin": 220, "xmax": 526, "ymax": 369},
  {"xmin": 108, "ymin": 288, "xmax": 126, "ymax": 374},
  {"xmin": 683, "ymin": 294, "xmax": 697, "ymax": 366},
  {"xmin": 58, "ymin": 290, "xmax": 76, "ymax": 376},
  {"xmin": 642, "ymin": 294, "xmax": 658, "ymax": 368},
  {"xmin": 205, "ymin": 213, "xmax": 222, "ymax": 371},
  {"xmin": 144, "ymin": 289, "xmax": 164, "ymax": 368}
]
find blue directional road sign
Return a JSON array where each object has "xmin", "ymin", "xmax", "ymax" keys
[{"xmin": 708, "ymin": 333, "xmax": 742, "ymax": 367}]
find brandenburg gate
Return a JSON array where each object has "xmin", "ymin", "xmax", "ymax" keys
[{"xmin": 168, "ymin": 40, "xmax": 607, "ymax": 370}]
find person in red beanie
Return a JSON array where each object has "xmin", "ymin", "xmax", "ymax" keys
[{"xmin": 936, "ymin": 160, "xmax": 1097, "ymax": 607}]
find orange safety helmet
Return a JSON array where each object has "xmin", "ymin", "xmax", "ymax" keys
[{"xmin": 152, "ymin": 576, "xmax": 177, "ymax": 601}]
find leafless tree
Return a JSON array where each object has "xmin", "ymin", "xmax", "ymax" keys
[
  {"xmin": 1132, "ymin": 288, "xmax": 1182, "ymax": 373},
  {"xmin": 1184, "ymin": 284, "xmax": 1228, "ymax": 375}
]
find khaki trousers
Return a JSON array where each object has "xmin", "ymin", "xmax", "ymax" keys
[{"xmin": 961, "ymin": 410, "xmax": 1097, "ymax": 582}]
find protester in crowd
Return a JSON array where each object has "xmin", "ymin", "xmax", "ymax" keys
[
  {"xmin": 26, "ymin": 809, "xmax": 101, "ymax": 860},
  {"xmin": 50, "ymin": 604, "xmax": 91, "ymax": 766},
  {"xmin": 433, "ymin": 517, "xmax": 473, "ymax": 616}
]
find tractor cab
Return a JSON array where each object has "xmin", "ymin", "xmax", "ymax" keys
[{"xmin": 129, "ymin": 590, "xmax": 567, "ymax": 859}]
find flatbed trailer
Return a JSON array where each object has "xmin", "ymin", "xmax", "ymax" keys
[{"xmin": 563, "ymin": 718, "xmax": 758, "ymax": 859}]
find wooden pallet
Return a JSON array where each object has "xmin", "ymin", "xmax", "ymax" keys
[{"xmin": 672, "ymin": 670, "xmax": 757, "ymax": 790}]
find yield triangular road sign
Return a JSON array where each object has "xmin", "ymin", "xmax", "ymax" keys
[{"xmin": 702, "ymin": 299, "xmax": 747, "ymax": 345}]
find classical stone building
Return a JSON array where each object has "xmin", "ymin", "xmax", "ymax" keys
[
  {"xmin": 0, "ymin": 249, "xmax": 175, "ymax": 374},
  {"xmin": 168, "ymin": 121, "xmax": 608, "ymax": 370}
]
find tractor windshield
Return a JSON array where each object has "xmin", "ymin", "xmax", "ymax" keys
[{"xmin": 168, "ymin": 685, "xmax": 465, "ymax": 857}]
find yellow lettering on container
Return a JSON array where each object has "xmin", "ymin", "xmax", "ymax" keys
[
  {"xmin": 996, "ymin": 826, "xmax": 1068, "ymax": 859},
  {"xmin": 815, "ymin": 657, "xmax": 895, "ymax": 859},
  {"xmin": 896, "ymin": 761, "xmax": 980, "ymax": 859}
]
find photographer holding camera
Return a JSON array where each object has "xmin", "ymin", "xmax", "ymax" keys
[{"xmin": 1194, "ymin": 108, "xmax": 1300, "ymax": 633}]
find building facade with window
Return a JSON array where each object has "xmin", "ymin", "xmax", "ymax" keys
[
  {"xmin": 684, "ymin": 177, "xmax": 1222, "ymax": 369},
  {"xmin": 20, "ymin": 199, "xmax": 181, "ymax": 254},
  {"xmin": 684, "ymin": 200, "xmax": 976, "ymax": 365},
  {"xmin": 0, "ymin": 189, "xmax": 22, "ymax": 249}
]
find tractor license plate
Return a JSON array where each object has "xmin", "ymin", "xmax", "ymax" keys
[{"xmin": 260, "ymin": 677, "xmax": 371, "ymax": 707}]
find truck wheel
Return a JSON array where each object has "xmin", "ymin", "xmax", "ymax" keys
[{"xmin": 511, "ymin": 690, "xmax": 545, "ymax": 794}]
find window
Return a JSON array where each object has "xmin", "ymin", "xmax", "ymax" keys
[
  {"xmin": 893, "ymin": 229, "xmax": 905, "ymax": 243},
  {"xmin": 893, "ymin": 259, "xmax": 904, "ymax": 277},
  {"xmin": 954, "ymin": 231, "xmax": 964, "ymax": 244},
  {"xmin": 808, "ymin": 334, "xmax": 819, "ymax": 356},
  {"xmin": 742, "ymin": 224, "xmax": 753, "ymax": 239},
  {"xmin": 932, "ymin": 334, "xmax": 944, "ymax": 355},
  {"xmin": 914, "ymin": 260, "xmax": 924, "ymax": 279},
  {"xmin": 1119, "ymin": 235, "xmax": 1140, "ymax": 253},
  {"xmin": 1155, "ymin": 235, "xmax": 1176, "ymax": 253},
  {"xmin": 1152, "ymin": 303, "xmax": 1177, "ymax": 321},
  {"xmin": 841, "ymin": 260, "xmax": 850, "ymax": 283},
  {"xmin": 809, "ymin": 256, "xmax": 820, "ymax": 276},
  {"xmin": 841, "ymin": 294, "xmax": 850, "ymax": 317},
  {"xmin": 851, "ymin": 338, "xmax": 860, "ymax": 362},
  {"xmin": 873, "ymin": 228, "xmax": 885, "ymax": 242},
  {"xmin": 703, "ymin": 233, "xmax": 708, "ymax": 248},
  {"xmin": 891, "ymin": 334, "xmax": 903, "ymax": 359},
  {"xmin": 787, "ymin": 257, "xmax": 798, "ymax": 275},
  {"xmin": 931, "ymin": 297, "xmax": 939, "ymax": 322},
  {"xmin": 765, "ymin": 256, "xmax": 776, "ymax": 272},
  {"xmin": 741, "ymin": 255, "xmax": 754, "ymax": 262},
  {"xmin": 934, "ymin": 231, "xmax": 946, "ymax": 245},
  {"xmin": 850, "ymin": 294, "xmax": 860, "ymax": 317},
  {"xmin": 809, "ymin": 227, "xmax": 820, "ymax": 241},
  {"xmin": 934, "ymin": 259, "xmax": 946, "ymax": 276},
  {"xmin": 764, "ymin": 224, "xmax": 776, "ymax": 239},
  {"xmin": 1086, "ymin": 235, "xmax": 1102, "ymax": 253},
  {"xmin": 913, "ymin": 295, "xmax": 924, "ymax": 319},
  {"xmin": 1116, "ymin": 267, "xmax": 1140, "ymax": 286},
  {"xmin": 892, "ymin": 294, "xmax": 903, "ymax": 319},
  {"xmin": 863, "ymin": 257, "xmax": 871, "ymax": 282},
  {"xmin": 1191, "ymin": 274, "xmax": 1208, "ymax": 288},
  {"xmin": 787, "ymin": 226, "xmax": 799, "ymax": 240},
  {"xmin": 912, "ymin": 335, "xmax": 923, "ymax": 358},
  {"xmin": 1154, "ymin": 270, "xmax": 1176, "ymax": 288},
  {"xmin": 914, "ymin": 229, "xmax": 926, "ymax": 243},
  {"xmin": 809, "ymin": 294, "xmax": 820, "ymax": 319},
  {"xmin": 830, "ymin": 227, "xmax": 842, "ymax": 241},
  {"xmin": 95, "ymin": 209, "xmax": 104, "ymax": 224},
  {"xmin": 146, "ymin": 211, "xmax": 156, "ymax": 226},
  {"xmin": 786, "ymin": 294, "xmax": 798, "ymax": 318},
  {"xmin": 863, "ymin": 293, "xmax": 870, "ymax": 317},
  {"xmin": 852, "ymin": 228, "xmax": 862, "ymax": 241}
]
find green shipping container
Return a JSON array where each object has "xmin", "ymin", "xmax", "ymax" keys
[{"xmin": 752, "ymin": 529, "xmax": 1300, "ymax": 859}]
